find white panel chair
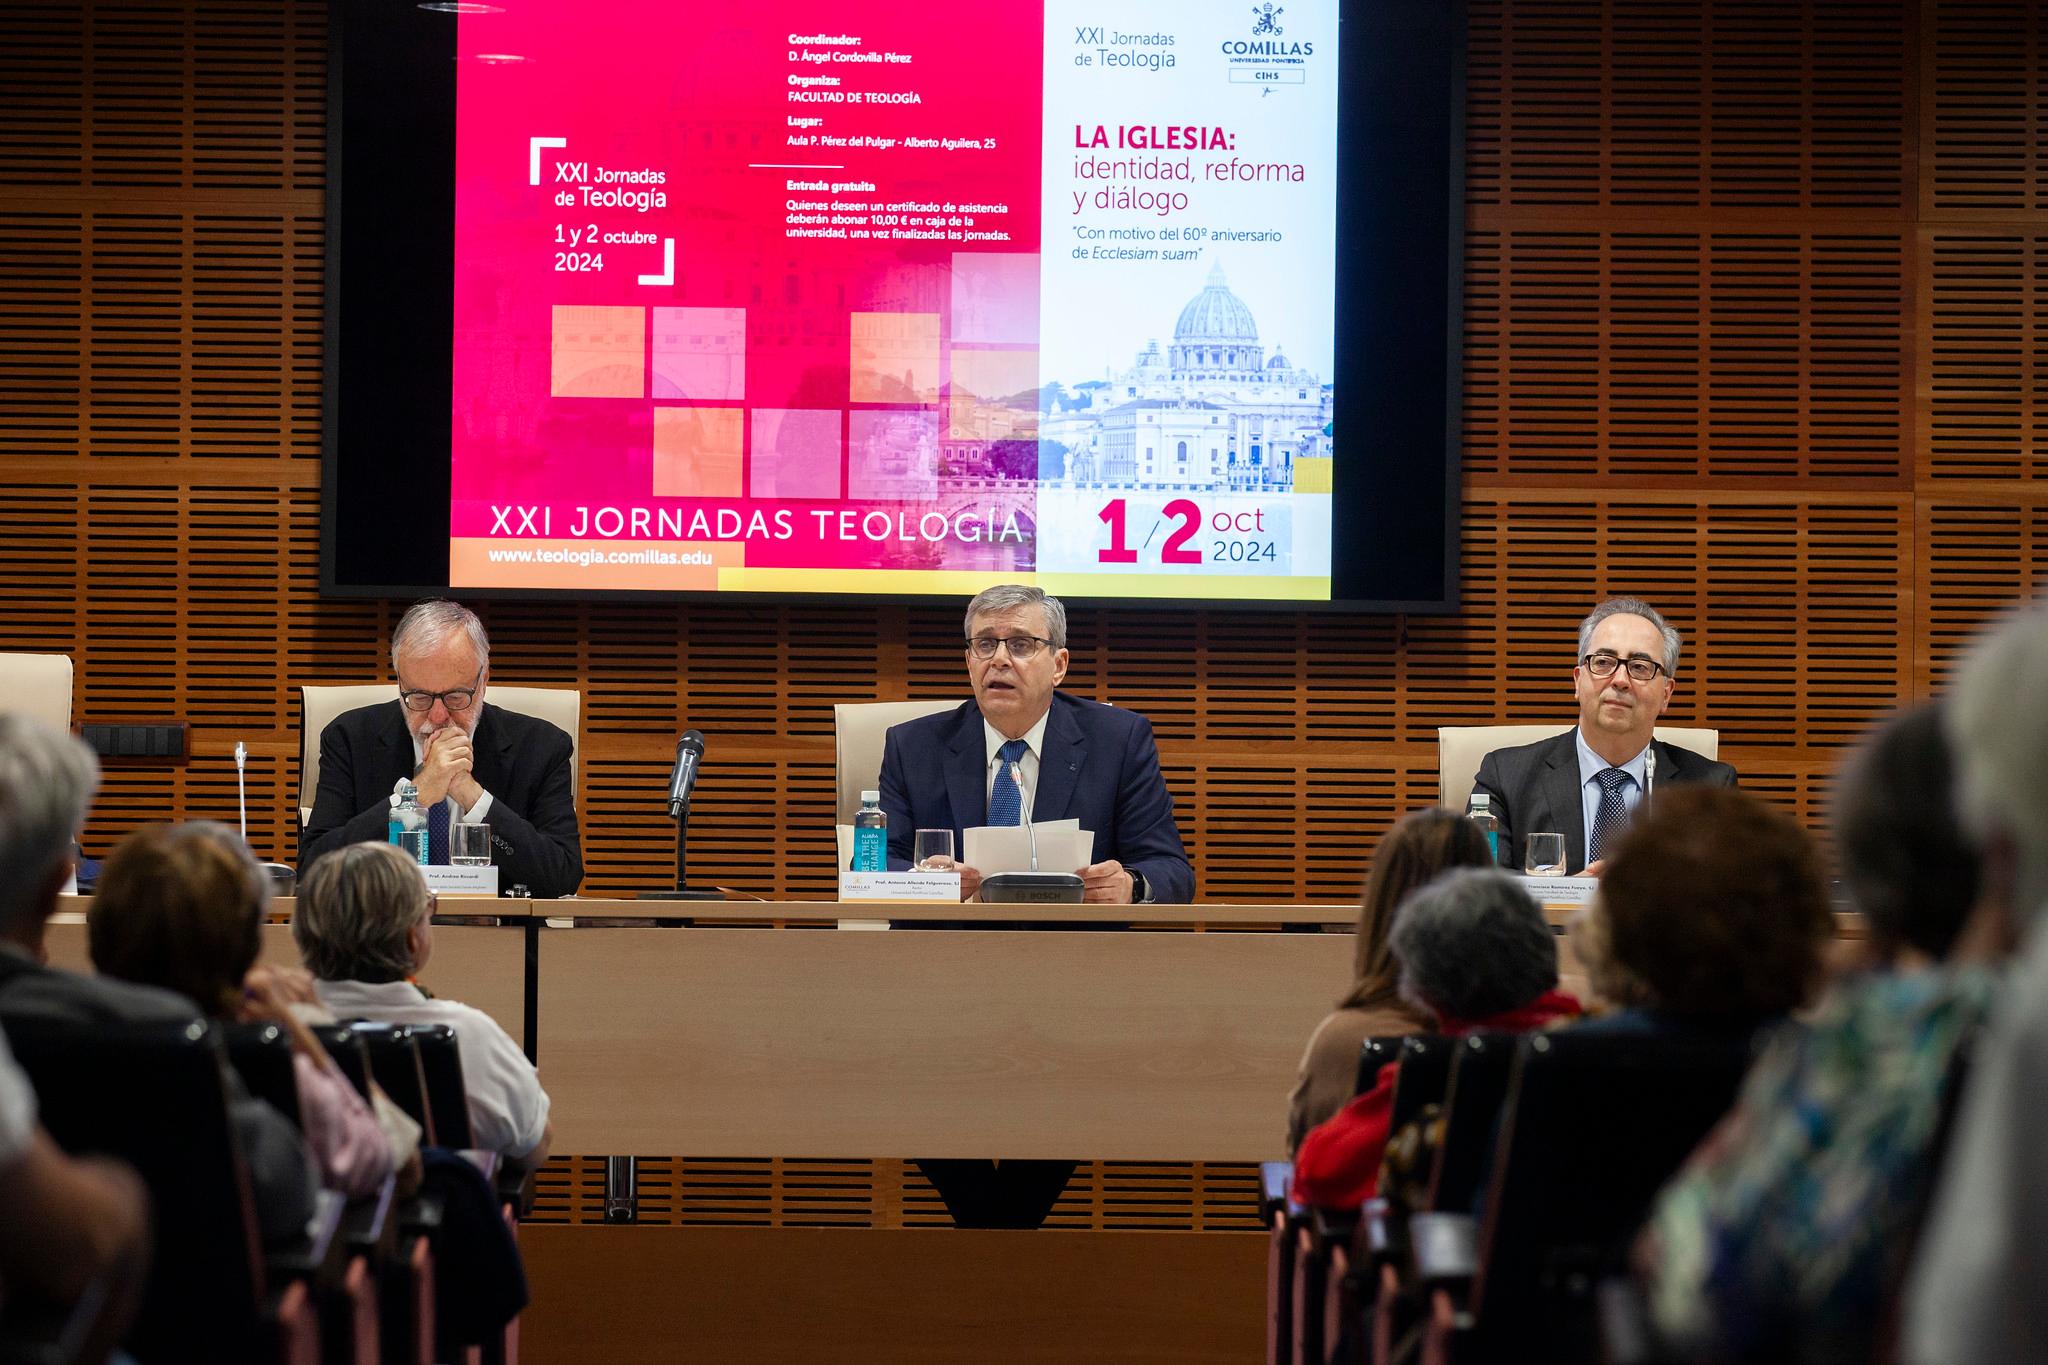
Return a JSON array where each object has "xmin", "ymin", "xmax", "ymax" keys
[
  {"xmin": 298, "ymin": 683, "xmax": 583, "ymax": 827},
  {"xmin": 1437, "ymin": 724, "xmax": 1721, "ymax": 813},
  {"xmin": 0, "ymin": 653, "xmax": 75, "ymax": 733},
  {"xmin": 832, "ymin": 699, "xmax": 964, "ymax": 868}
]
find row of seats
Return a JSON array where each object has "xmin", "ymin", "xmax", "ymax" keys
[
  {"xmin": 1266, "ymin": 1030, "xmax": 1752, "ymax": 1365},
  {"xmin": 4, "ymin": 1014, "xmax": 522, "ymax": 1365}
]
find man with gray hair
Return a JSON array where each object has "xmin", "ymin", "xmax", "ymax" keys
[
  {"xmin": 1904, "ymin": 603, "xmax": 2048, "ymax": 1363},
  {"xmin": 1468, "ymin": 596, "xmax": 1736, "ymax": 874},
  {"xmin": 876, "ymin": 584, "xmax": 1192, "ymax": 905},
  {"xmin": 300, "ymin": 598, "xmax": 582, "ymax": 896}
]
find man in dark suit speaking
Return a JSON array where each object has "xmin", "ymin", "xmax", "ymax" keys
[
  {"xmin": 299, "ymin": 599, "xmax": 582, "ymax": 898},
  {"xmin": 1470, "ymin": 596, "xmax": 1736, "ymax": 875},
  {"xmin": 877, "ymin": 584, "xmax": 1193, "ymax": 905}
]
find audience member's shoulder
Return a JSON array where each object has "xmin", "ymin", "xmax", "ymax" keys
[{"xmin": 0, "ymin": 964, "xmax": 202, "ymax": 1027}]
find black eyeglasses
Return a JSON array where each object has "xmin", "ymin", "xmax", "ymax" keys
[
  {"xmin": 1581, "ymin": 653, "xmax": 1667, "ymax": 683},
  {"xmin": 966, "ymin": 636, "xmax": 1053, "ymax": 661},
  {"xmin": 398, "ymin": 667, "xmax": 484, "ymax": 712}
]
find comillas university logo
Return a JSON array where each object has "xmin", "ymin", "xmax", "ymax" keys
[{"xmin": 1222, "ymin": 3, "xmax": 1314, "ymax": 60}]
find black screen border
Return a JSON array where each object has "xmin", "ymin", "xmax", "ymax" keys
[{"xmin": 322, "ymin": 0, "xmax": 1465, "ymax": 613}]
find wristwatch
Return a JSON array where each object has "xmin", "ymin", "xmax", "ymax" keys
[{"xmin": 1128, "ymin": 867, "xmax": 1149, "ymax": 903}]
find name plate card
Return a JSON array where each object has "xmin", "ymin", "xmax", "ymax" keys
[
  {"xmin": 838, "ymin": 871, "xmax": 962, "ymax": 903},
  {"xmin": 422, "ymin": 865, "xmax": 502, "ymax": 896},
  {"xmin": 1517, "ymin": 874, "xmax": 1597, "ymax": 909}
]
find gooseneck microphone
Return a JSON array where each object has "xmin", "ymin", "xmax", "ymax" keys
[
  {"xmin": 979, "ymin": 759, "xmax": 1084, "ymax": 903},
  {"xmin": 667, "ymin": 730, "xmax": 705, "ymax": 817},
  {"xmin": 1643, "ymin": 744, "xmax": 1656, "ymax": 809},
  {"xmin": 1013, "ymin": 759, "xmax": 1040, "ymax": 872}
]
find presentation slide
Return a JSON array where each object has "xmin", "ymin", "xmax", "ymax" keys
[{"xmin": 449, "ymin": 0, "xmax": 1338, "ymax": 600}]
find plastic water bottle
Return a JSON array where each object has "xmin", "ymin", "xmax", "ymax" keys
[
  {"xmin": 389, "ymin": 779, "xmax": 429, "ymax": 865},
  {"xmin": 1466, "ymin": 792, "xmax": 1502, "ymax": 866},
  {"xmin": 852, "ymin": 789, "xmax": 887, "ymax": 872}
]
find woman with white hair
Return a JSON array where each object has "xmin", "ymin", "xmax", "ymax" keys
[{"xmin": 293, "ymin": 842, "xmax": 552, "ymax": 1164}]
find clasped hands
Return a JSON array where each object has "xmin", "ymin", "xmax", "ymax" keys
[
  {"xmin": 921, "ymin": 856, "xmax": 1134, "ymax": 904},
  {"xmin": 413, "ymin": 726, "xmax": 483, "ymax": 811}
]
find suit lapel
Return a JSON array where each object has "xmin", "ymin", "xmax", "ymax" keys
[
  {"xmin": 1541, "ymin": 732, "xmax": 1588, "ymax": 871},
  {"xmin": 943, "ymin": 705, "xmax": 987, "ymax": 831},
  {"xmin": 1030, "ymin": 695, "xmax": 1086, "ymax": 823},
  {"xmin": 378, "ymin": 702, "xmax": 415, "ymax": 785},
  {"xmin": 471, "ymin": 704, "xmax": 515, "ymax": 793}
]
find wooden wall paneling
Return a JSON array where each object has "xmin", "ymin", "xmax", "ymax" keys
[
  {"xmin": 527, "ymin": 1155, "xmax": 1261, "ymax": 1234},
  {"xmin": 1466, "ymin": 0, "xmax": 1909, "ymax": 213},
  {"xmin": 1923, "ymin": 0, "xmax": 2047, "ymax": 217},
  {"xmin": 1462, "ymin": 228, "xmax": 1908, "ymax": 481},
  {"xmin": 1920, "ymin": 231, "xmax": 2048, "ymax": 481}
]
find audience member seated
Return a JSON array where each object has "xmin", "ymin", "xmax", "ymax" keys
[
  {"xmin": 89, "ymin": 821, "xmax": 407, "ymax": 1200},
  {"xmin": 0, "ymin": 1019, "xmax": 149, "ymax": 1342},
  {"xmin": 1286, "ymin": 808, "xmax": 1494, "ymax": 1155},
  {"xmin": 1290, "ymin": 869, "xmax": 1580, "ymax": 1208},
  {"xmin": 1575, "ymin": 785, "xmax": 1832, "ymax": 1041},
  {"xmin": 1635, "ymin": 704, "xmax": 2008, "ymax": 1365},
  {"xmin": 1904, "ymin": 605, "xmax": 2048, "ymax": 1364},
  {"xmin": 0, "ymin": 715, "xmax": 317, "ymax": 1244},
  {"xmin": 293, "ymin": 841, "xmax": 552, "ymax": 1164}
]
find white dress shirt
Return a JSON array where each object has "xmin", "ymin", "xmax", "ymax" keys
[
  {"xmin": 1575, "ymin": 727, "xmax": 1650, "ymax": 865},
  {"xmin": 315, "ymin": 978, "xmax": 549, "ymax": 1160}
]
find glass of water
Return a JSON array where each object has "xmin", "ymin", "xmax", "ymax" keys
[
  {"xmin": 913, "ymin": 828, "xmax": 954, "ymax": 871},
  {"xmin": 1524, "ymin": 832, "xmax": 1566, "ymax": 877},
  {"xmin": 451, "ymin": 823, "xmax": 493, "ymax": 867}
]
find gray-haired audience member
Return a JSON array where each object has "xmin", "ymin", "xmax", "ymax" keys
[
  {"xmin": 0, "ymin": 714, "xmax": 316, "ymax": 1244},
  {"xmin": 299, "ymin": 597, "xmax": 583, "ymax": 897},
  {"xmin": 0, "ymin": 717, "xmax": 150, "ymax": 1327},
  {"xmin": 1906, "ymin": 605, "xmax": 2048, "ymax": 1364},
  {"xmin": 294, "ymin": 841, "xmax": 553, "ymax": 1163},
  {"xmin": 1389, "ymin": 868, "xmax": 1562, "ymax": 1026}
]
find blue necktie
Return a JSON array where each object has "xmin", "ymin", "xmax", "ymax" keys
[
  {"xmin": 1587, "ymin": 767, "xmax": 1633, "ymax": 864},
  {"xmin": 427, "ymin": 799, "xmax": 451, "ymax": 865},
  {"xmin": 987, "ymin": 739, "xmax": 1029, "ymax": 826}
]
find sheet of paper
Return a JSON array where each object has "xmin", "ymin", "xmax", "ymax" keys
[{"xmin": 963, "ymin": 820, "xmax": 1094, "ymax": 876}]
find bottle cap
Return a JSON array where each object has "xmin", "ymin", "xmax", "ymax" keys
[
  {"xmin": 860, "ymin": 789, "xmax": 880, "ymax": 804},
  {"xmin": 1470, "ymin": 793, "xmax": 1488, "ymax": 809}
]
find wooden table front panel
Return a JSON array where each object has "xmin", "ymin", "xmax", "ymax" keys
[{"xmin": 536, "ymin": 926, "xmax": 1349, "ymax": 1162}]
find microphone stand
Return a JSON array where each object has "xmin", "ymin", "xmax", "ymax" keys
[{"xmin": 639, "ymin": 799, "xmax": 723, "ymax": 900}]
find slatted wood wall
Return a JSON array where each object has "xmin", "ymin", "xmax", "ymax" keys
[{"xmin": 3, "ymin": 0, "xmax": 2045, "ymax": 900}]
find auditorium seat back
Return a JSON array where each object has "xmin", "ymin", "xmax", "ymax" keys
[
  {"xmin": 0, "ymin": 652, "xmax": 74, "ymax": 732},
  {"xmin": 1426, "ymin": 1032, "xmax": 1516, "ymax": 1214},
  {"xmin": 1467, "ymin": 1031, "xmax": 1749, "ymax": 1356},
  {"xmin": 298, "ymin": 683, "xmax": 583, "ymax": 826},
  {"xmin": 1437, "ymin": 725, "xmax": 1721, "ymax": 812},
  {"xmin": 1386, "ymin": 1036, "xmax": 1452, "ymax": 1136},
  {"xmin": 1353, "ymin": 1035, "xmax": 1408, "ymax": 1095},
  {"xmin": 411, "ymin": 1023, "xmax": 476, "ymax": 1150},
  {"xmin": 7, "ymin": 1018, "xmax": 269, "ymax": 1361},
  {"xmin": 831, "ymin": 699, "xmax": 964, "ymax": 866},
  {"xmin": 224, "ymin": 1020, "xmax": 303, "ymax": 1130}
]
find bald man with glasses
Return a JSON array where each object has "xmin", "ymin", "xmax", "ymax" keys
[
  {"xmin": 875, "ymin": 584, "xmax": 1193, "ymax": 906},
  {"xmin": 299, "ymin": 598, "xmax": 583, "ymax": 897},
  {"xmin": 1468, "ymin": 596, "xmax": 1737, "ymax": 875}
]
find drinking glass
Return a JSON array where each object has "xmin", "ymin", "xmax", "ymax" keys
[
  {"xmin": 1524, "ymin": 832, "xmax": 1566, "ymax": 877},
  {"xmin": 451, "ymin": 823, "xmax": 494, "ymax": 867},
  {"xmin": 913, "ymin": 828, "xmax": 955, "ymax": 871}
]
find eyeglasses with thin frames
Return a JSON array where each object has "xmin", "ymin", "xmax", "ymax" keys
[
  {"xmin": 966, "ymin": 636, "xmax": 1053, "ymax": 662},
  {"xmin": 1581, "ymin": 653, "xmax": 1667, "ymax": 683},
  {"xmin": 398, "ymin": 666, "xmax": 484, "ymax": 713}
]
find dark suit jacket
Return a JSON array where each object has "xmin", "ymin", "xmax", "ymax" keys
[
  {"xmin": 1468, "ymin": 728, "xmax": 1738, "ymax": 875},
  {"xmin": 875, "ymin": 692, "xmax": 1195, "ymax": 905},
  {"xmin": 299, "ymin": 701, "xmax": 583, "ymax": 898}
]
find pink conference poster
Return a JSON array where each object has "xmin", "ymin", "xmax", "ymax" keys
[{"xmin": 449, "ymin": 0, "xmax": 1338, "ymax": 599}]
